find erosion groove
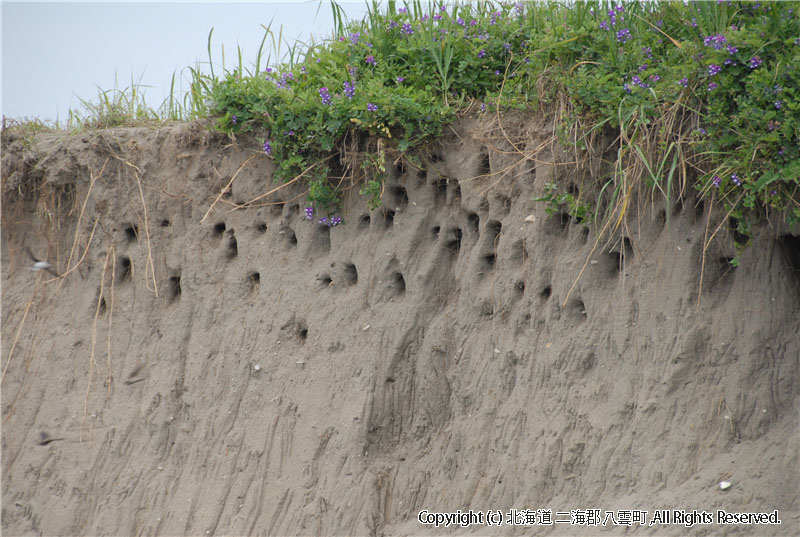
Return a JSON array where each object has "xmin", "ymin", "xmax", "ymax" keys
[{"xmin": 1, "ymin": 117, "xmax": 798, "ymax": 536}]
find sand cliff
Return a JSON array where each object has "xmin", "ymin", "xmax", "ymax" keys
[{"xmin": 2, "ymin": 116, "xmax": 798, "ymax": 536}]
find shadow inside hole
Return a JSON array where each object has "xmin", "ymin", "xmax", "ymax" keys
[
  {"xmin": 487, "ymin": 220, "xmax": 502, "ymax": 241},
  {"xmin": 383, "ymin": 210, "xmax": 395, "ymax": 228},
  {"xmin": 285, "ymin": 228, "xmax": 297, "ymax": 247},
  {"xmin": 392, "ymin": 272, "xmax": 406, "ymax": 295},
  {"xmin": 468, "ymin": 212, "xmax": 480, "ymax": 234},
  {"xmin": 430, "ymin": 151, "xmax": 443, "ymax": 162},
  {"xmin": 540, "ymin": 285, "xmax": 552, "ymax": 300},
  {"xmin": 319, "ymin": 274, "xmax": 333, "ymax": 288},
  {"xmin": 249, "ymin": 271, "xmax": 261, "ymax": 289},
  {"xmin": 395, "ymin": 161, "xmax": 407, "ymax": 175},
  {"xmin": 358, "ymin": 214, "xmax": 371, "ymax": 229},
  {"xmin": 482, "ymin": 253, "xmax": 496, "ymax": 270},
  {"xmin": 160, "ymin": 219, "xmax": 171, "ymax": 228},
  {"xmin": 119, "ymin": 256, "xmax": 132, "ymax": 282},
  {"xmin": 96, "ymin": 295, "xmax": 106, "ymax": 314},
  {"xmin": 445, "ymin": 228, "xmax": 462, "ymax": 255},
  {"xmin": 568, "ymin": 298, "xmax": 587, "ymax": 321},
  {"xmin": 343, "ymin": 263, "xmax": 358, "ymax": 286},
  {"xmin": 169, "ymin": 276, "xmax": 181, "ymax": 302},
  {"xmin": 515, "ymin": 280, "xmax": 525, "ymax": 294},
  {"xmin": 257, "ymin": 222, "xmax": 268, "ymax": 233},
  {"xmin": 213, "ymin": 222, "xmax": 226, "ymax": 235},
  {"xmin": 124, "ymin": 224, "xmax": 139, "ymax": 242},
  {"xmin": 390, "ymin": 185, "xmax": 409, "ymax": 209},
  {"xmin": 543, "ymin": 213, "xmax": 571, "ymax": 234},
  {"xmin": 431, "ymin": 225, "xmax": 441, "ymax": 237},
  {"xmin": 227, "ymin": 235, "xmax": 238, "ymax": 258},
  {"xmin": 434, "ymin": 178, "xmax": 448, "ymax": 204},
  {"xmin": 479, "ymin": 152, "xmax": 490, "ymax": 176},
  {"xmin": 297, "ymin": 326, "xmax": 308, "ymax": 342}
]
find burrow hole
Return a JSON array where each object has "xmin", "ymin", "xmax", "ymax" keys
[
  {"xmin": 430, "ymin": 151, "xmax": 443, "ymax": 163},
  {"xmin": 390, "ymin": 185, "xmax": 408, "ymax": 210},
  {"xmin": 479, "ymin": 152, "xmax": 490, "ymax": 176},
  {"xmin": 487, "ymin": 220, "xmax": 503, "ymax": 242},
  {"xmin": 392, "ymin": 271, "xmax": 406, "ymax": 296},
  {"xmin": 227, "ymin": 234, "xmax": 238, "ymax": 259},
  {"xmin": 468, "ymin": 212, "xmax": 480, "ymax": 234},
  {"xmin": 213, "ymin": 222, "xmax": 226, "ymax": 236},
  {"xmin": 395, "ymin": 161, "xmax": 407, "ymax": 175},
  {"xmin": 779, "ymin": 234, "xmax": 800, "ymax": 290},
  {"xmin": 434, "ymin": 178, "xmax": 448, "ymax": 204},
  {"xmin": 358, "ymin": 214, "xmax": 371, "ymax": 229},
  {"xmin": 296, "ymin": 322, "xmax": 308, "ymax": 343},
  {"xmin": 257, "ymin": 222, "xmax": 268, "ymax": 234},
  {"xmin": 119, "ymin": 256, "xmax": 132, "ymax": 282},
  {"xmin": 319, "ymin": 274, "xmax": 333, "ymax": 288},
  {"xmin": 169, "ymin": 275, "xmax": 181, "ymax": 303},
  {"xmin": 540, "ymin": 285, "xmax": 552, "ymax": 300},
  {"xmin": 285, "ymin": 228, "xmax": 297, "ymax": 247},
  {"xmin": 445, "ymin": 228, "xmax": 463, "ymax": 255},
  {"xmin": 249, "ymin": 271, "xmax": 261, "ymax": 291},
  {"xmin": 124, "ymin": 224, "xmax": 139, "ymax": 242},
  {"xmin": 568, "ymin": 298, "xmax": 587, "ymax": 321},
  {"xmin": 383, "ymin": 209, "xmax": 395, "ymax": 228},
  {"xmin": 431, "ymin": 225, "xmax": 441, "ymax": 237},
  {"xmin": 515, "ymin": 280, "xmax": 525, "ymax": 294},
  {"xmin": 270, "ymin": 200, "xmax": 285, "ymax": 217},
  {"xmin": 482, "ymin": 253, "xmax": 497, "ymax": 270},
  {"xmin": 343, "ymin": 263, "xmax": 358, "ymax": 286},
  {"xmin": 160, "ymin": 219, "xmax": 171, "ymax": 228}
]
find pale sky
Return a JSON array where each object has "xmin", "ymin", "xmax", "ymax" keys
[{"xmin": 1, "ymin": 1, "xmax": 371, "ymax": 122}]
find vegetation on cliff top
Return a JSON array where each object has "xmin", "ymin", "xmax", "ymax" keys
[{"xmin": 7, "ymin": 1, "xmax": 800, "ymax": 251}]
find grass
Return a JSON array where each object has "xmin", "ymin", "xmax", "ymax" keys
[{"xmin": 5, "ymin": 0, "xmax": 799, "ymax": 255}]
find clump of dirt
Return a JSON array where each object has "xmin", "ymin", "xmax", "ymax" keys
[{"xmin": 2, "ymin": 117, "xmax": 798, "ymax": 536}]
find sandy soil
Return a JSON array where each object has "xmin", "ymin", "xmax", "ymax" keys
[{"xmin": 2, "ymin": 116, "xmax": 798, "ymax": 536}]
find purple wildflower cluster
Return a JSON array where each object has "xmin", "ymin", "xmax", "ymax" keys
[
  {"xmin": 305, "ymin": 207, "xmax": 343, "ymax": 227},
  {"xmin": 231, "ymin": 115, "xmax": 238, "ymax": 125},
  {"xmin": 275, "ymin": 71, "xmax": 294, "ymax": 90},
  {"xmin": 712, "ymin": 175, "xmax": 722, "ymax": 187},
  {"xmin": 365, "ymin": 55, "xmax": 376, "ymax": 65},
  {"xmin": 263, "ymin": 140, "xmax": 272, "ymax": 155},
  {"xmin": 703, "ymin": 33, "xmax": 728, "ymax": 50},
  {"xmin": 616, "ymin": 28, "xmax": 631, "ymax": 43},
  {"xmin": 367, "ymin": 103, "xmax": 378, "ymax": 112},
  {"xmin": 748, "ymin": 56, "xmax": 762, "ymax": 69},
  {"xmin": 319, "ymin": 87, "xmax": 332, "ymax": 105},
  {"xmin": 402, "ymin": 23, "xmax": 414, "ymax": 36},
  {"xmin": 343, "ymin": 81, "xmax": 355, "ymax": 100},
  {"xmin": 708, "ymin": 64, "xmax": 722, "ymax": 76},
  {"xmin": 731, "ymin": 174, "xmax": 742, "ymax": 186}
]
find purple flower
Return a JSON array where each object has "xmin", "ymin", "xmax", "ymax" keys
[
  {"xmin": 650, "ymin": 74, "xmax": 661, "ymax": 82},
  {"xmin": 402, "ymin": 23, "xmax": 413, "ymax": 35},
  {"xmin": 284, "ymin": 130, "xmax": 295, "ymax": 136},
  {"xmin": 367, "ymin": 103, "xmax": 378, "ymax": 112},
  {"xmin": 434, "ymin": 14, "xmax": 442, "ymax": 21},
  {"xmin": 365, "ymin": 55, "xmax": 376, "ymax": 65},
  {"xmin": 304, "ymin": 207, "xmax": 314, "ymax": 220},
  {"xmin": 795, "ymin": 37, "xmax": 800, "ymax": 45},
  {"xmin": 642, "ymin": 46, "xmax": 653, "ymax": 59},
  {"xmin": 599, "ymin": 20, "xmax": 609, "ymax": 30},
  {"xmin": 708, "ymin": 82, "xmax": 718, "ymax": 91},
  {"xmin": 731, "ymin": 173, "xmax": 741, "ymax": 186},
  {"xmin": 319, "ymin": 87, "xmax": 332, "ymax": 105},
  {"xmin": 319, "ymin": 217, "xmax": 328, "ymax": 225},
  {"xmin": 727, "ymin": 44, "xmax": 738, "ymax": 54},
  {"xmin": 478, "ymin": 49, "xmax": 486, "ymax": 58},
  {"xmin": 398, "ymin": 7, "xmax": 407, "ymax": 14},
  {"xmin": 331, "ymin": 216, "xmax": 342, "ymax": 227},
  {"xmin": 349, "ymin": 32, "xmax": 360, "ymax": 45},
  {"xmin": 699, "ymin": 128, "xmax": 707, "ymax": 135},
  {"xmin": 263, "ymin": 140, "xmax": 272, "ymax": 155},
  {"xmin": 616, "ymin": 28, "xmax": 631, "ymax": 43},
  {"xmin": 624, "ymin": 83, "xmax": 632, "ymax": 93},
  {"xmin": 343, "ymin": 81, "xmax": 355, "ymax": 100},
  {"xmin": 748, "ymin": 56, "xmax": 762, "ymax": 69},
  {"xmin": 639, "ymin": 63, "xmax": 648, "ymax": 72},
  {"xmin": 231, "ymin": 115, "xmax": 238, "ymax": 125},
  {"xmin": 708, "ymin": 64, "xmax": 722, "ymax": 76},
  {"xmin": 712, "ymin": 175, "xmax": 721, "ymax": 187},
  {"xmin": 775, "ymin": 101, "xmax": 782, "ymax": 109},
  {"xmin": 301, "ymin": 66, "xmax": 307, "ymax": 74},
  {"xmin": 504, "ymin": 43, "xmax": 512, "ymax": 51},
  {"xmin": 679, "ymin": 77, "xmax": 689, "ymax": 87},
  {"xmin": 480, "ymin": 103, "xmax": 486, "ymax": 112},
  {"xmin": 396, "ymin": 76, "xmax": 405, "ymax": 83},
  {"xmin": 724, "ymin": 58, "xmax": 736, "ymax": 66},
  {"xmin": 457, "ymin": 17, "xmax": 465, "ymax": 26}
]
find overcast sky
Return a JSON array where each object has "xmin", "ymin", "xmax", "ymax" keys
[{"xmin": 1, "ymin": 1, "xmax": 371, "ymax": 122}]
